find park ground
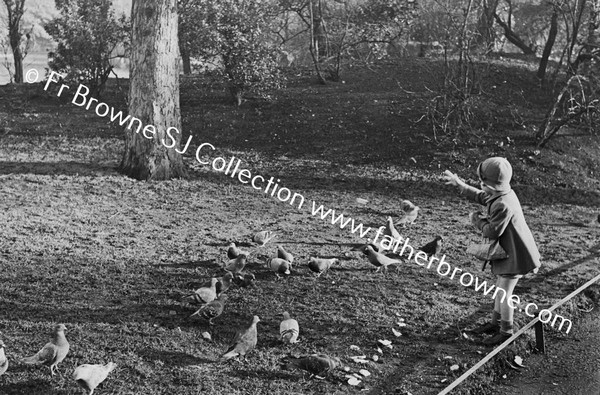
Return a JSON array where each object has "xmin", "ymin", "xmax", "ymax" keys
[{"xmin": 0, "ymin": 57, "xmax": 599, "ymax": 394}]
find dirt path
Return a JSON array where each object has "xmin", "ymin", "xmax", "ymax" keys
[{"xmin": 494, "ymin": 308, "xmax": 600, "ymax": 395}]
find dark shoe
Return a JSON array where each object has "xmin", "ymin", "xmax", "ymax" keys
[
  {"xmin": 468, "ymin": 322, "xmax": 500, "ymax": 335},
  {"xmin": 482, "ymin": 331, "xmax": 512, "ymax": 346}
]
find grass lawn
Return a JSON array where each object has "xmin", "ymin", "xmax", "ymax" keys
[{"xmin": 0, "ymin": 57, "xmax": 599, "ymax": 395}]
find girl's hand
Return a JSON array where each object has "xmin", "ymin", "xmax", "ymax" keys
[{"xmin": 443, "ymin": 170, "xmax": 463, "ymax": 187}]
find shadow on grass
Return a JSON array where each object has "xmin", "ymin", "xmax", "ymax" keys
[
  {"xmin": 0, "ymin": 378, "xmax": 70, "ymax": 395},
  {"xmin": 138, "ymin": 348, "xmax": 216, "ymax": 366},
  {"xmin": 0, "ymin": 161, "xmax": 119, "ymax": 177},
  {"xmin": 530, "ymin": 243, "xmax": 600, "ymax": 283},
  {"xmin": 229, "ymin": 368, "xmax": 299, "ymax": 381},
  {"xmin": 154, "ymin": 259, "xmax": 217, "ymax": 270}
]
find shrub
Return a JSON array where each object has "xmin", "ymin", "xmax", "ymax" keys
[{"xmin": 44, "ymin": 0, "xmax": 129, "ymax": 96}]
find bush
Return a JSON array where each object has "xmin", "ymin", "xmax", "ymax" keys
[
  {"xmin": 179, "ymin": 0, "xmax": 285, "ymax": 105},
  {"xmin": 44, "ymin": 0, "xmax": 129, "ymax": 96}
]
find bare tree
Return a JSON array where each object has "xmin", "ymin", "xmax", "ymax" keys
[
  {"xmin": 2, "ymin": 0, "xmax": 28, "ymax": 83},
  {"xmin": 537, "ymin": 4, "xmax": 559, "ymax": 83},
  {"xmin": 476, "ymin": 0, "xmax": 500, "ymax": 51},
  {"xmin": 120, "ymin": 0, "xmax": 187, "ymax": 180}
]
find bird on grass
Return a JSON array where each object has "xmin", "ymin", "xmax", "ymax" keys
[
  {"xmin": 253, "ymin": 231, "xmax": 276, "ymax": 246},
  {"xmin": 73, "ymin": 362, "xmax": 117, "ymax": 395},
  {"xmin": 0, "ymin": 340, "xmax": 7, "ymax": 377},
  {"xmin": 21, "ymin": 323, "xmax": 69, "ymax": 376},
  {"xmin": 223, "ymin": 254, "xmax": 248, "ymax": 274},
  {"xmin": 280, "ymin": 312, "xmax": 300, "ymax": 344},
  {"xmin": 362, "ymin": 245, "xmax": 402, "ymax": 274},
  {"xmin": 397, "ymin": 200, "xmax": 419, "ymax": 226},
  {"xmin": 215, "ymin": 272, "xmax": 234, "ymax": 295},
  {"xmin": 383, "ymin": 216, "xmax": 401, "ymax": 240},
  {"xmin": 233, "ymin": 272, "xmax": 256, "ymax": 288},
  {"xmin": 419, "ymin": 236, "xmax": 443, "ymax": 257},
  {"xmin": 221, "ymin": 316, "xmax": 260, "ymax": 361},
  {"xmin": 307, "ymin": 257, "xmax": 338, "ymax": 277},
  {"xmin": 277, "ymin": 245, "xmax": 294, "ymax": 265},
  {"xmin": 190, "ymin": 293, "xmax": 227, "ymax": 324},
  {"xmin": 227, "ymin": 242, "xmax": 248, "ymax": 260},
  {"xmin": 184, "ymin": 278, "xmax": 218, "ymax": 306},
  {"xmin": 282, "ymin": 354, "xmax": 341, "ymax": 378},
  {"xmin": 266, "ymin": 258, "xmax": 291, "ymax": 278}
]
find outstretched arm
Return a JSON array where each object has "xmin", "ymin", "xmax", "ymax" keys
[{"xmin": 443, "ymin": 170, "xmax": 486, "ymax": 205}]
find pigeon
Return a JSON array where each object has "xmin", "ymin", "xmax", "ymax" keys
[
  {"xmin": 73, "ymin": 362, "xmax": 117, "ymax": 395},
  {"xmin": 307, "ymin": 257, "xmax": 338, "ymax": 277},
  {"xmin": 227, "ymin": 242, "xmax": 248, "ymax": 260},
  {"xmin": 277, "ymin": 245, "xmax": 294, "ymax": 264},
  {"xmin": 233, "ymin": 272, "xmax": 256, "ymax": 288},
  {"xmin": 266, "ymin": 258, "xmax": 291, "ymax": 278},
  {"xmin": 397, "ymin": 200, "xmax": 419, "ymax": 226},
  {"xmin": 221, "ymin": 315, "xmax": 260, "ymax": 361},
  {"xmin": 383, "ymin": 216, "xmax": 401, "ymax": 240},
  {"xmin": 253, "ymin": 231, "xmax": 276, "ymax": 246},
  {"xmin": 215, "ymin": 272, "xmax": 234, "ymax": 295},
  {"xmin": 419, "ymin": 236, "xmax": 443, "ymax": 257},
  {"xmin": 184, "ymin": 278, "xmax": 218, "ymax": 305},
  {"xmin": 223, "ymin": 254, "xmax": 248, "ymax": 274},
  {"xmin": 280, "ymin": 312, "xmax": 300, "ymax": 344},
  {"xmin": 190, "ymin": 293, "xmax": 227, "ymax": 324},
  {"xmin": 362, "ymin": 245, "xmax": 402, "ymax": 274},
  {"xmin": 282, "ymin": 354, "xmax": 341, "ymax": 377},
  {"xmin": 0, "ymin": 340, "xmax": 7, "ymax": 377},
  {"xmin": 21, "ymin": 323, "xmax": 70, "ymax": 376}
]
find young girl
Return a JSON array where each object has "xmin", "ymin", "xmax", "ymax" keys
[{"xmin": 444, "ymin": 157, "xmax": 541, "ymax": 346}]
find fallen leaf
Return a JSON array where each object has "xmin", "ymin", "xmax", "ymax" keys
[
  {"xmin": 372, "ymin": 355, "xmax": 379, "ymax": 362},
  {"xmin": 347, "ymin": 376, "xmax": 361, "ymax": 386},
  {"xmin": 201, "ymin": 332, "xmax": 211, "ymax": 341},
  {"xmin": 392, "ymin": 328, "xmax": 402, "ymax": 337},
  {"xmin": 359, "ymin": 369, "xmax": 371, "ymax": 377},
  {"xmin": 450, "ymin": 364, "xmax": 459, "ymax": 371}
]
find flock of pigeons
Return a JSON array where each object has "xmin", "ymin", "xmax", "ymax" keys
[
  {"xmin": 0, "ymin": 199, "xmax": 443, "ymax": 393},
  {"xmin": 181, "ymin": 199, "xmax": 443, "ymax": 379}
]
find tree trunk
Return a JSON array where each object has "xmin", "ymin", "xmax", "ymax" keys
[
  {"xmin": 120, "ymin": 0, "xmax": 187, "ymax": 180},
  {"xmin": 493, "ymin": 12, "xmax": 536, "ymax": 55},
  {"xmin": 12, "ymin": 45, "xmax": 23, "ymax": 83},
  {"xmin": 476, "ymin": 0, "xmax": 500, "ymax": 51},
  {"xmin": 4, "ymin": 0, "xmax": 26, "ymax": 83},
  {"xmin": 308, "ymin": 0, "xmax": 327, "ymax": 84},
  {"xmin": 537, "ymin": 8, "xmax": 559, "ymax": 83},
  {"xmin": 181, "ymin": 46, "xmax": 191, "ymax": 75}
]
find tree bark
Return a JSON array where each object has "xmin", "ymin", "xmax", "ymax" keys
[
  {"xmin": 476, "ymin": 0, "xmax": 500, "ymax": 51},
  {"xmin": 4, "ymin": 0, "xmax": 26, "ymax": 83},
  {"xmin": 120, "ymin": 0, "xmax": 187, "ymax": 180},
  {"xmin": 537, "ymin": 8, "xmax": 559, "ymax": 83},
  {"xmin": 493, "ymin": 12, "xmax": 536, "ymax": 55},
  {"xmin": 180, "ymin": 45, "xmax": 191, "ymax": 75}
]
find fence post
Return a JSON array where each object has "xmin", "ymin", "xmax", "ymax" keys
[{"xmin": 534, "ymin": 321, "xmax": 545, "ymax": 353}]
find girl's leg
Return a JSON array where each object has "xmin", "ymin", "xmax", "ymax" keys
[{"xmin": 496, "ymin": 275, "xmax": 520, "ymax": 334}]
